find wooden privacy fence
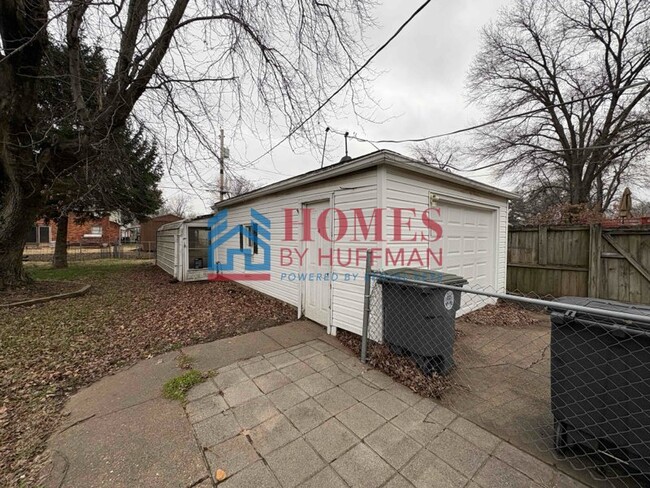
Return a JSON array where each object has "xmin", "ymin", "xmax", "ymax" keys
[{"xmin": 507, "ymin": 225, "xmax": 650, "ymax": 304}]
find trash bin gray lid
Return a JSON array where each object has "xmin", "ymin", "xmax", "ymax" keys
[
  {"xmin": 378, "ymin": 267, "xmax": 468, "ymax": 285},
  {"xmin": 550, "ymin": 296, "xmax": 650, "ymax": 329}
]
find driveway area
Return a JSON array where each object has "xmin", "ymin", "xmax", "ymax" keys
[{"xmin": 41, "ymin": 320, "xmax": 592, "ymax": 488}]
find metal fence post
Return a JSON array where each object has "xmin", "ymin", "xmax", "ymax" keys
[{"xmin": 361, "ymin": 249, "xmax": 372, "ymax": 363}]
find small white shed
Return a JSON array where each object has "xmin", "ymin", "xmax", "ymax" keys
[
  {"xmin": 156, "ymin": 215, "xmax": 211, "ymax": 282},
  {"xmin": 158, "ymin": 150, "xmax": 516, "ymax": 335}
]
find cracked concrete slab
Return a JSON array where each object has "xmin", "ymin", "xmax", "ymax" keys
[
  {"xmin": 58, "ymin": 350, "xmax": 182, "ymax": 426},
  {"xmin": 42, "ymin": 321, "xmax": 322, "ymax": 488},
  {"xmin": 45, "ymin": 398, "xmax": 205, "ymax": 488}
]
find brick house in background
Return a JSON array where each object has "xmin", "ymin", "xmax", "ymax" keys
[{"xmin": 27, "ymin": 215, "xmax": 121, "ymax": 247}]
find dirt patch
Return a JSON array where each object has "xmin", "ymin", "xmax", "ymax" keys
[
  {"xmin": 0, "ymin": 261, "xmax": 295, "ymax": 487},
  {"xmin": 0, "ymin": 280, "xmax": 83, "ymax": 306},
  {"xmin": 457, "ymin": 300, "xmax": 549, "ymax": 328},
  {"xmin": 337, "ymin": 330, "xmax": 451, "ymax": 399}
]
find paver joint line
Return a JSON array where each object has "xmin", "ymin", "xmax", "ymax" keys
[
  {"xmin": 186, "ymin": 475, "xmax": 211, "ymax": 488},
  {"xmin": 142, "ymin": 330, "xmax": 593, "ymax": 488}
]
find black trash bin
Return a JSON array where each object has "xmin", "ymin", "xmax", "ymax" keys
[
  {"xmin": 378, "ymin": 268, "xmax": 467, "ymax": 375},
  {"xmin": 549, "ymin": 297, "xmax": 650, "ymax": 477}
]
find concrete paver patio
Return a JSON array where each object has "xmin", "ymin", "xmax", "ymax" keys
[
  {"xmin": 43, "ymin": 320, "xmax": 591, "ymax": 488},
  {"xmin": 185, "ymin": 325, "xmax": 589, "ymax": 488}
]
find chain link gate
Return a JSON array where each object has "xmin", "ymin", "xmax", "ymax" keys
[{"xmin": 359, "ymin": 266, "xmax": 650, "ymax": 487}]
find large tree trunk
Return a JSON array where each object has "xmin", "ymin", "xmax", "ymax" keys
[
  {"xmin": 53, "ymin": 214, "xmax": 69, "ymax": 268},
  {"xmin": 568, "ymin": 166, "xmax": 591, "ymax": 206},
  {"xmin": 0, "ymin": 183, "xmax": 42, "ymax": 289}
]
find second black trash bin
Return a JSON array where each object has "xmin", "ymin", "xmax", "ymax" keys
[
  {"xmin": 379, "ymin": 268, "xmax": 467, "ymax": 375},
  {"xmin": 549, "ymin": 297, "xmax": 650, "ymax": 478}
]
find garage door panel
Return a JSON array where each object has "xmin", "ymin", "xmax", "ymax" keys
[
  {"xmin": 463, "ymin": 213, "xmax": 477, "ymax": 226},
  {"xmin": 476, "ymin": 262, "xmax": 489, "ymax": 279},
  {"xmin": 463, "ymin": 239, "xmax": 476, "ymax": 253},
  {"xmin": 446, "ymin": 236, "xmax": 462, "ymax": 253},
  {"xmin": 462, "ymin": 263, "xmax": 476, "ymax": 276},
  {"xmin": 434, "ymin": 202, "xmax": 497, "ymax": 315},
  {"xmin": 444, "ymin": 203, "xmax": 496, "ymax": 314},
  {"xmin": 447, "ymin": 208, "xmax": 462, "ymax": 224}
]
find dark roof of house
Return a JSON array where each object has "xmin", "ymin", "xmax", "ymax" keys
[{"xmin": 145, "ymin": 214, "xmax": 182, "ymax": 222}]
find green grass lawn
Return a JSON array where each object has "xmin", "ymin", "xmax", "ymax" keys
[{"xmin": 25, "ymin": 259, "xmax": 148, "ymax": 281}]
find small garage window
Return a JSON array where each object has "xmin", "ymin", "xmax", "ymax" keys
[
  {"xmin": 241, "ymin": 224, "xmax": 258, "ymax": 254},
  {"xmin": 188, "ymin": 227, "xmax": 209, "ymax": 269}
]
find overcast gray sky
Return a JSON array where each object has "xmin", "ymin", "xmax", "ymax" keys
[{"xmin": 159, "ymin": 0, "xmax": 511, "ymax": 215}]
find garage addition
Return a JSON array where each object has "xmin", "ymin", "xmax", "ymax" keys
[{"xmin": 168, "ymin": 150, "xmax": 515, "ymax": 335}]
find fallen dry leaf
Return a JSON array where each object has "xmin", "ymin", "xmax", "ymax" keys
[{"xmin": 215, "ymin": 469, "xmax": 227, "ymax": 481}]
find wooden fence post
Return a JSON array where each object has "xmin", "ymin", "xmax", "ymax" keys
[
  {"xmin": 588, "ymin": 224, "xmax": 602, "ymax": 297},
  {"xmin": 538, "ymin": 226, "xmax": 548, "ymax": 266}
]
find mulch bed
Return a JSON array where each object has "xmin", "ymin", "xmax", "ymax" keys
[
  {"xmin": 0, "ymin": 280, "xmax": 83, "ymax": 306},
  {"xmin": 456, "ymin": 300, "xmax": 549, "ymax": 328},
  {"xmin": 337, "ymin": 330, "xmax": 451, "ymax": 399},
  {"xmin": 0, "ymin": 262, "xmax": 295, "ymax": 487}
]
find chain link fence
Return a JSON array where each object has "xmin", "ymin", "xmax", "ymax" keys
[
  {"xmin": 23, "ymin": 243, "xmax": 155, "ymax": 263},
  {"xmin": 360, "ymin": 269, "xmax": 650, "ymax": 488}
]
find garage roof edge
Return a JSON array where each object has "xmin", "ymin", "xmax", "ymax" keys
[{"xmin": 214, "ymin": 150, "xmax": 518, "ymax": 210}]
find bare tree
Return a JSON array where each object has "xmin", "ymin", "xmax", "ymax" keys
[
  {"xmin": 633, "ymin": 199, "xmax": 650, "ymax": 216},
  {"xmin": 210, "ymin": 173, "xmax": 257, "ymax": 211},
  {"xmin": 509, "ymin": 179, "xmax": 566, "ymax": 225},
  {"xmin": 0, "ymin": 0, "xmax": 374, "ymax": 288},
  {"xmin": 227, "ymin": 174, "xmax": 257, "ymax": 197},
  {"xmin": 411, "ymin": 139, "xmax": 459, "ymax": 171},
  {"xmin": 468, "ymin": 0, "xmax": 650, "ymax": 212},
  {"xmin": 159, "ymin": 194, "xmax": 191, "ymax": 218}
]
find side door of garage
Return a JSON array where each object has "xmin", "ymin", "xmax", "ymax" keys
[{"xmin": 302, "ymin": 200, "xmax": 332, "ymax": 326}]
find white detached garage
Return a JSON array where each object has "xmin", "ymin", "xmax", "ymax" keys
[{"xmin": 161, "ymin": 150, "xmax": 515, "ymax": 335}]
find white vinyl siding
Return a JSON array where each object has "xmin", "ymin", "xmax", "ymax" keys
[
  {"xmin": 213, "ymin": 169, "xmax": 379, "ymax": 318},
  {"xmin": 330, "ymin": 184, "xmax": 381, "ymax": 334},
  {"xmin": 156, "ymin": 225, "xmax": 177, "ymax": 277}
]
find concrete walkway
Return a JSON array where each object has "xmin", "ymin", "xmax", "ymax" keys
[{"xmin": 42, "ymin": 321, "xmax": 589, "ymax": 488}]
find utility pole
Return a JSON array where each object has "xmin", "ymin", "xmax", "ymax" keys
[{"xmin": 219, "ymin": 128, "xmax": 225, "ymax": 201}]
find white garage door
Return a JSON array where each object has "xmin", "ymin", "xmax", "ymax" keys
[{"xmin": 435, "ymin": 201, "xmax": 496, "ymax": 314}]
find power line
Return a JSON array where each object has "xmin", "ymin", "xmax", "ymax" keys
[
  {"xmin": 160, "ymin": 136, "xmax": 650, "ymax": 193},
  {"xmin": 332, "ymin": 80, "xmax": 650, "ymax": 145},
  {"xmin": 417, "ymin": 137, "xmax": 650, "ymax": 173},
  {"xmin": 246, "ymin": 0, "xmax": 433, "ymax": 166}
]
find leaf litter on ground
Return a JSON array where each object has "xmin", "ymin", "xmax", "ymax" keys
[{"xmin": 0, "ymin": 260, "xmax": 295, "ymax": 487}]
